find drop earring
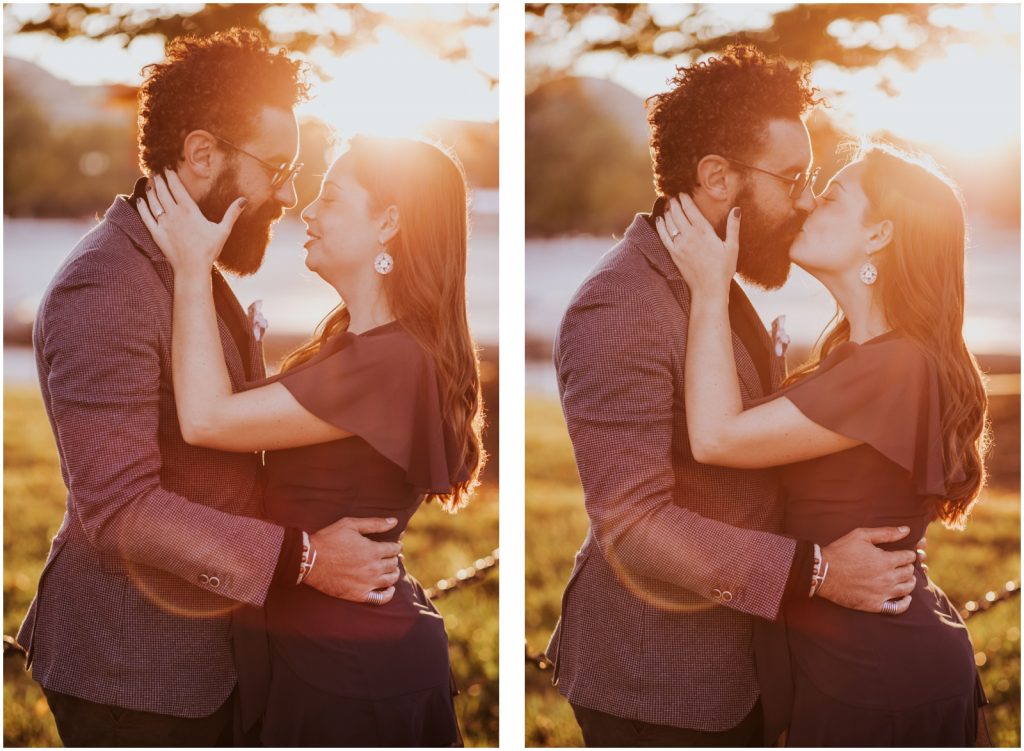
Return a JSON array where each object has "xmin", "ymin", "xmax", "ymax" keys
[
  {"xmin": 859, "ymin": 258, "xmax": 878, "ymax": 285},
  {"xmin": 374, "ymin": 242, "xmax": 394, "ymax": 275}
]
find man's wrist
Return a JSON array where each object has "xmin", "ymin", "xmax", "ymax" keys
[
  {"xmin": 780, "ymin": 539, "xmax": 816, "ymax": 605},
  {"xmin": 270, "ymin": 527, "xmax": 305, "ymax": 588}
]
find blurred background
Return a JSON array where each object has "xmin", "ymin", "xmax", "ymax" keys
[
  {"xmin": 3, "ymin": 3, "xmax": 498, "ymax": 746},
  {"xmin": 524, "ymin": 4, "xmax": 1020, "ymax": 746}
]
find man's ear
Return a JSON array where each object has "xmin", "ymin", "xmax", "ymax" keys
[
  {"xmin": 695, "ymin": 155, "xmax": 739, "ymax": 203},
  {"xmin": 180, "ymin": 130, "xmax": 224, "ymax": 183},
  {"xmin": 379, "ymin": 205, "xmax": 400, "ymax": 246}
]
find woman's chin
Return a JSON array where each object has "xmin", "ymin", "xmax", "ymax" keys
[
  {"xmin": 788, "ymin": 233, "xmax": 808, "ymax": 261},
  {"xmin": 788, "ymin": 240, "xmax": 819, "ymax": 274}
]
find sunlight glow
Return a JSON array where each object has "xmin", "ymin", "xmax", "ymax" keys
[
  {"xmin": 822, "ymin": 44, "xmax": 1020, "ymax": 157},
  {"xmin": 555, "ymin": 4, "xmax": 1020, "ymax": 162},
  {"xmin": 298, "ymin": 26, "xmax": 496, "ymax": 140},
  {"xmin": 3, "ymin": 4, "xmax": 498, "ymax": 138}
]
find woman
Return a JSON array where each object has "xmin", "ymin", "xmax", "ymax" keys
[
  {"xmin": 656, "ymin": 143, "xmax": 990, "ymax": 746},
  {"xmin": 138, "ymin": 135, "xmax": 485, "ymax": 746}
]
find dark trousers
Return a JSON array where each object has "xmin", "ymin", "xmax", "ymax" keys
[
  {"xmin": 43, "ymin": 687, "xmax": 235, "ymax": 747},
  {"xmin": 571, "ymin": 698, "xmax": 764, "ymax": 747}
]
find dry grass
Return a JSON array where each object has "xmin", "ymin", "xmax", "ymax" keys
[
  {"xmin": 3, "ymin": 386, "xmax": 498, "ymax": 747},
  {"xmin": 526, "ymin": 395, "xmax": 1020, "ymax": 748}
]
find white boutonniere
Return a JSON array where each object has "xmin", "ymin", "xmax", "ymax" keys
[
  {"xmin": 247, "ymin": 300, "xmax": 268, "ymax": 343},
  {"xmin": 770, "ymin": 314, "xmax": 790, "ymax": 357}
]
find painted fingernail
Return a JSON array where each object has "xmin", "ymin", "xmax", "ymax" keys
[
  {"xmin": 732, "ymin": 207, "xmax": 742, "ymax": 219},
  {"xmin": 239, "ymin": 198, "xmax": 248, "ymax": 208}
]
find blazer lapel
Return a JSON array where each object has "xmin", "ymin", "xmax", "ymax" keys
[
  {"xmin": 104, "ymin": 196, "xmax": 251, "ymax": 389},
  {"xmin": 728, "ymin": 281, "xmax": 778, "ymax": 398},
  {"xmin": 211, "ymin": 272, "xmax": 268, "ymax": 383},
  {"xmin": 728, "ymin": 284, "xmax": 788, "ymax": 391},
  {"xmin": 627, "ymin": 215, "xmax": 770, "ymax": 401}
]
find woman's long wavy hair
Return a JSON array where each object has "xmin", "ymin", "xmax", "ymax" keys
[
  {"xmin": 281, "ymin": 136, "xmax": 485, "ymax": 512},
  {"xmin": 787, "ymin": 143, "xmax": 990, "ymax": 529}
]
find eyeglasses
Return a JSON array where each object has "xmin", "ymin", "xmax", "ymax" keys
[
  {"xmin": 211, "ymin": 133, "xmax": 303, "ymax": 190},
  {"xmin": 723, "ymin": 157, "xmax": 820, "ymax": 200}
]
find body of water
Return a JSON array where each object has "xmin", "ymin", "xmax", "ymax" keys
[
  {"xmin": 4, "ymin": 190, "xmax": 498, "ymax": 383},
  {"xmin": 526, "ymin": 216, "xmax": 1020, "ymax": 394}
]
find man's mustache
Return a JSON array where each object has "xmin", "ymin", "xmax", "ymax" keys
[{"xmin": 237, "ymin": 201, "xmax": 285, "ymax": 225}]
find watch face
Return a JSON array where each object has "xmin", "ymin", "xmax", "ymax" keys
[{"xmin": 375, "ymin": 252, "xmax": 394, "ymax": 275}]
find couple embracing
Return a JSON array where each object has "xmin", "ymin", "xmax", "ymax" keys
[
  {"xmin": 17, "ymin": 29, "xmax": 483, "ymax": 747},
  {"xmin": 548, "ymin": 45, "xmax": 990, "ymax": 747}
]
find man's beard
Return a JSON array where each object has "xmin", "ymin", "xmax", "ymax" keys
[
  {"xmin": 198, "ymin": 165, "xmax": 283, "ymax": 277},
  {"xmin": 731, "ymin": 185, "xmax": 807, "ymax": 291}
]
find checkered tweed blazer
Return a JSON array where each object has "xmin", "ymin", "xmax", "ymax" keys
[
  {"xmin": 15, "ymin": 195, "xmax": 284, "ymax": 718},
  {"xmin": 545, "ymin": 215, "xmax": 797, "ymax": 732}
]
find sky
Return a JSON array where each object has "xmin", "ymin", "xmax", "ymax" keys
[
  {"xmin": 3, "ymin": 3, "xmax": 499, "ymax": 138},
  {"xmin": 529, "ymin": 3, "xmax": 1021, "ymax": 160}
]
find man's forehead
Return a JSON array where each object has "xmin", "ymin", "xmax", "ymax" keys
[
  {"xmin": 245, "ymin": 106, "xmax": 299, "ymax": 161},
  {"xmin": 759, "ymin": 118, "xmax": 812, "ymax": 171}
]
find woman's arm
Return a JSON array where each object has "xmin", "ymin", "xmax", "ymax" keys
[
  {"xmin": 138, "ymin": 172, "xmax": 352, "ymax": 453},
  {"xmin": 657, "ymin": 195, "xmax": 860, "ymax": 469}
]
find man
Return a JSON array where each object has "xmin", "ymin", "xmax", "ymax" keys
[
  {"xmin": 546, "ymin": 45, "xmax": 920, "ymax": 746},
  {"xmin": 16, "ymin": 29, "xmax": 400, "ymax": 746}
]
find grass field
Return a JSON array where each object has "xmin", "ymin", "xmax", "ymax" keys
[
  {"xmin": 3, "ymin": 385, "xmax": 499, "ymax": 747},
  {"xmin": 526, "ymin": 394, "xmax": 1021, "ymax": 748}
]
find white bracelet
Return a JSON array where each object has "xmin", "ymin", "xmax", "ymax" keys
[
  {"xmin": 296, "ymin": 530, "xmax": 315, "ymax": 585},
  {"xmin": 808, "ymin": 543, "xmax": 824, "ymax": 598}
]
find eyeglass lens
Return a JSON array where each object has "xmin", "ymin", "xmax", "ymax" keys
[
  {"xmin": 272, "ymin": 163, "xmax": 302, "ymax": 189},
  {"xmin": 790, "ymin": 169, "xmax": 818, "ymax": 199}
]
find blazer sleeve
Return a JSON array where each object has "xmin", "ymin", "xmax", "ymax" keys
[
  {"xmin": 555, "ymin": 278, "xmax": 795, "ymax": 621},
  {"xmin": 37, "ymin": 259, "xmax": 283, "ymax": 608}
]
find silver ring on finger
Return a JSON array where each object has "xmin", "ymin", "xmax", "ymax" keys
[
  {"xmin": 151, "ymin": 204, "xmax": 165, "ymax": 219},
  {"xmin": 669, "ymin": 230, "xmax": 680, "ymax": 240},
  {"xmin": 365, "ymin": 589, "xmax": 387, "ymax": 606},
  {"xmin": 880, "ymin": 599, "xmax": 900, "ymax": 615}
]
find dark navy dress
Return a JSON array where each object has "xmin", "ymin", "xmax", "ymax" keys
[
  {"xmin": 759, "ymin": 333, "xmax": 986, "ymax": 747},
  {"xmin": 243, "ymin": 321, "xmax": 467, "ymax": 747}
]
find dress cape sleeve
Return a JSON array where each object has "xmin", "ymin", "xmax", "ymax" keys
[
  {"xmin": 782, "ymin": 335, "xmax": 954, "ymax": 497},
  {"xmin": 277, "ymin": 325, "xmax": 469, "ymax": 494}
]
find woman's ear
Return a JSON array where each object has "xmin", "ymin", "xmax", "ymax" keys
[
  {"xmin": 866, "ymin": 218, "xmax": 894, "ymax": 255},
  {"xmin": 379, "ymin": 205, "xmax": 400, "ymax": 246}
]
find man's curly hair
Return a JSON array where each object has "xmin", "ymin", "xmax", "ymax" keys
[
  {"xmin": 647, "ymin": 45, "xmax": 822, "ymax": 198},
  {"xmin": 137, "ymin": 28, "xmax": 311, "ymax": 175}
]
